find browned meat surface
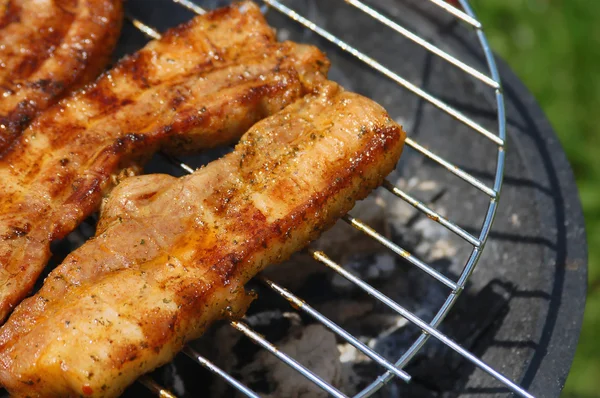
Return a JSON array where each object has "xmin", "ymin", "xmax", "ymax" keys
[
  {"xmin": 0, "ymin": 81, "xmax": 405, "ymax": 397},
  {"xmin": 0, "ymin": 0, "xmax": 124, "ymax": 154},
  {"xmin": 0, "ymin": 1, "xmax": 329, "ymax": 322}
]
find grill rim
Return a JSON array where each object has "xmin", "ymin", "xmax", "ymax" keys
[
  {"xmin": 406, "ymin": 2, "xmax": 588, "ymax": 392},
  {"xmin": 489, "ymin": 53, "xmax": 588, "ymax": 396}
]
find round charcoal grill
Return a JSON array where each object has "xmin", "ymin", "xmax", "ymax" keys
[{"xmin": 35, "ymin": 1, "xmax": 587, "ymax": 397}]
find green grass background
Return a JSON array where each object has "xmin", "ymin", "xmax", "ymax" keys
[{"xmin": 471, "ymin": 0, "xmax": 599, "ymax": 396}]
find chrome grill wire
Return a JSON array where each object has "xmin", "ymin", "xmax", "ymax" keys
[{"xmin": 124, "ymin": 0, "xmax": 531, "ymax": 397}]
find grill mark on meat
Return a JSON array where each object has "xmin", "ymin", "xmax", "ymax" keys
[
  {"xmin": 83, "ymin": 49, "xmax": 281, "ymax": 128},
  {"xmin": 1, "ymin": 223, "xmax": 30, "ymax": 240},
  {"xmin": 0, "ymin": 100, "xmax": 35, "ymax": 149},
  {"xmin": 27, "ymin": 79, "xmax": 66, "ymax": 97},
  {"xmin": 170, "ymin": 91, "xmax": 188, "ymax": 110},
  {"xmin": 44, "ymin": 166, "xmax": 77, "ymax": 199},
  {"xmin": 124, "ymin": 52, "xmax": 152, "ymax": 89},
  {"xmin": 56, "ymin": 65, "xmax": 300, "ymax": 153},
  {"xmin": 86, "ymin": 83, "xmax": 121, "ymax": 110},
  {"xmin": 162, "ymin": 74, "xmax": 301, "ymax": 155},
  {"xmin": 0, "ymin": 0, "xmax": 124, "ymax": 154},
  {"xmin": 0, "ymin": 1, "xmax": 21, "ymax": 30},
  {"xmin": 52, "ymin": 134, "xmax": 150, "ymax": 239},
  {"xmin": 12, "ymin": 24, "xmax": 70, "ymax": 80}
]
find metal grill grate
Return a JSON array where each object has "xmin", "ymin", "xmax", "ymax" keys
[{"xmin": 119, "ymin": 1, "xmax": 531, "ymax": 397}]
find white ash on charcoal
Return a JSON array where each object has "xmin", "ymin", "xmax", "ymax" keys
[
  {"xmin": 237, "ymin": 323, "xmax": 342, "ymax": 398},
  {"xmin": 167, "ymin": 312, "xmax": 343, "ymax": 398}
]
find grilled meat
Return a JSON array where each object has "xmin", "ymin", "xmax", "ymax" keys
[
  {"xmin": 0, "ymin": 0, "xmax": 124, "ymax": 154},
  {"xmin": 0, "ymin": 1, "xmax": 329, "ymax": 322},
  {"xmin": 0, "ymin": 81, "xmax": 406, "ymax": 397}
]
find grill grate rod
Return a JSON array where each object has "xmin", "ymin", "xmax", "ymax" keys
[
  {"xmin": 259, "ymin": 276, "xmax": 412, "ymax": 382},
  {"xmin": 230, "ymin": 320, "xmax": 348, "ymax": 398},
  {"xmin": 373, "ymin": 219, "xmax": 491, "ymax": 396},
  {"xmin": 381, "ymin": 180, "xmax": 481, "ymax": 246},
  {"xmin": 345, "ymin": 0, "xmax": 498, "ymax": 88},
  {"xmin": 404, "ymin": 137, "xmax": 498, "ymax": 198},
  {"xmin": 182, "ymin": 346, "xmax": 261, "ymax": 398},
  {"xmin": 311, "ymin": 250, "xmax": 534, "ymax": 398},
  {"xmin": 261, "ymin": 0, "xmax": 504, "ymax": 147},
  {"xmin": 138, "ymin": 376, "xmax": 177, "ymax": 398},
  {"xmin": 426, "ymin": 0, "xmax": 481, "ymax": 27},
  {"xmin": 172, "ymin": 0, "xmax": 205, "ymax": 14},
  {"xmin": 128, "ymin": 16, "xmax": 161, "ymax": 39},
  {"xmin": 163, "ymin": 155, "xmax": 195, "ymax": 174},
  {"xmin": 342, "ymin": 215, "xmax": 459, "ymax": 290}
]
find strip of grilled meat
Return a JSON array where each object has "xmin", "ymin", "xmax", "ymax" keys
[
  {"xmin": 0, "ymin": 81, "xmax": 405, "ymax": 397},
  {"xmin": 0, "ymin": 0, "xmax": 124, "ymax": 154},
  {"xmin": 0, "ymin": 1, "xmax": 329, "ymax": 322}
]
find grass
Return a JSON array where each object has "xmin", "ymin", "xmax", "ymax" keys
[{"xmin": 471, "ymin": 0, "xmax": 600, "ymax": 396}]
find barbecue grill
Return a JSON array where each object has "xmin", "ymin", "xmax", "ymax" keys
[{"xmin": 22, "ymin": 0, "xmax": 587, "ymax": 397}]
